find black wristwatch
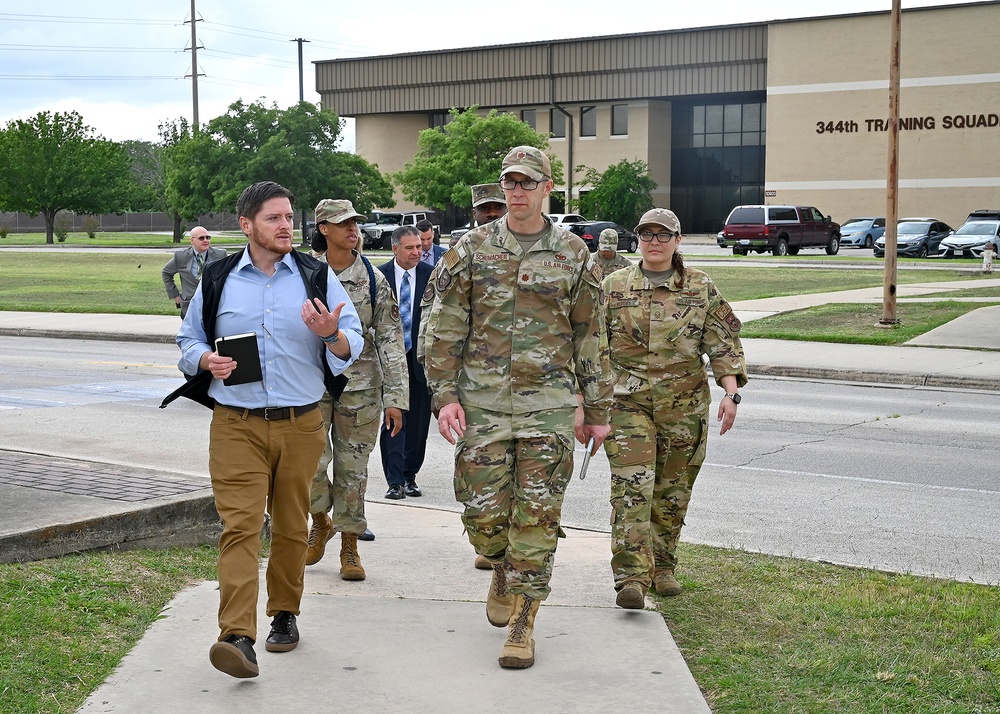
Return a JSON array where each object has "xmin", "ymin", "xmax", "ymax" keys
[{"xmin": 724, "ymin": 392, "xmax": 741, "ymax": 405}]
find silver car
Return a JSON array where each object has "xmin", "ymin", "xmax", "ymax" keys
[{"xmin": 940, "ymin": 220, "xmax": 1000, "ymax": 258}]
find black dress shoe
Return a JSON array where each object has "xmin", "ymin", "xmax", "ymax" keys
[
  {"xmin": 209, "ymin": 634, "xmax": 259, "ymax": 678},
  {"xmin": 385, "ymin": 484, "xmax": 405, "ymax": 499},
  {"xmin": 404, "ymin": 482, "xmax": 422, "ymax": 497},
  {"xmin": 265, "ymin": 611, "xmax": 299, "ymax": 652},
  {"xmin": 359, "ymin": 528, "xmax": 375, "ymax": 541}
]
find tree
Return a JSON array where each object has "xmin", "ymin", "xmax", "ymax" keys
[
  {"xmin": 576, "ymin": 158, "xmax": 657, "ymax": 230},
  {"xmin": 394, "ymin": 107, "xmax": 562, "ymax": 212},
  {"xmin": 163, "ymin": 100, "xmax": 394, "ymax": 224},
  {"xmin": 0, "ymin": 111, "xmax": 132, "ymax": 244}
]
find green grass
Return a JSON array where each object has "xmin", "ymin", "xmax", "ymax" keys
[
  {"xmin": 661, "ymin": 544, "xmax": 1000, "ymax": 713},
  {"xmin": 3, "ymin": 544, "xmax": 995, "ymax": 713},
  {"xmin": 739, "ymin": 302, "xmax": 995, "ymax": 345},
  {"xmin": 0, "ymin": 547, "xmax": 218, "ymax": 713},
  {"xmin": 0, "ymin": 231, "xmax": 251, "ymax": 248}
]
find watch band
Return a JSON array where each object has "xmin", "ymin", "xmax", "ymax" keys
[{"xmin": 725, "ymin": 392, "xmax": 741, "ymax": 404}]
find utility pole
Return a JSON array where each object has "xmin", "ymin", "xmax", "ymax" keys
[
  {"xmin": 291, "ymin": 38, "xmax": 310, "ymax": 103},
  {"xmin": 291, "ymin": 38, "xmax": 311, "ymax": 245},
  {"xmin": 185, "ymin": 0, "xmax": 204, "ymax": 132},
  {"xmin": 880, "ymin": 0, "xmax": 901, "ymax": 325}
]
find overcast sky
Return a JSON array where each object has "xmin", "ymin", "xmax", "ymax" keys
[{"xmin": 0, "ymin": 1, "xmax": 974, "ymax": 148}]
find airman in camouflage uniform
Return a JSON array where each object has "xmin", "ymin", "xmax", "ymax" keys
[
  {"xmin": 424, "ymin": 146, "xmax": 612, "ymax": 669},
  {"xmin": 595, "ymin": 227, "xmax": 632, "ymax": 277},
  {"xmin": 602, "ymin": 207, "xmax": 747, "ymax": 609},
  {"xmin": 305, "ymin": 199, "xmax": 408, "ymax": 581}
]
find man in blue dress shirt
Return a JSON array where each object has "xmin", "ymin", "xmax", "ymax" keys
[{"xmin": 177, "ymin": 181, "xmax": 363, "ymax": 679}]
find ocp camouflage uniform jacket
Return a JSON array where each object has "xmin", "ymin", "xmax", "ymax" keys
[
  {"xmin": 315, "ymin": 250, "xmax": 409, "ymax": 408},
  {"xmin": 423, "ymin": 216, "xmax": 612, "ymax": 426},
  {"xmin": 595, "ymin": 252, "xmax": 632, "ymax": 278},
  {"xmin": 603, "ymin": 262, "xmax": 747, "ymax": 400}
]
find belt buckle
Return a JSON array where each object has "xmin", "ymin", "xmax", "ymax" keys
[{"xmin": 263, "ymin": 407, "xmax": 283, "ymax": 421}]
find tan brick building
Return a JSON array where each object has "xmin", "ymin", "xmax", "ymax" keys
[{"xmin": 316, "ymin": 1, "xmax": 1000, "ymax": 232}]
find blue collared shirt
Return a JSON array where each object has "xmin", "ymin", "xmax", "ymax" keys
[{"xmin": 176, "ymin": 249, "xmax": 363, "ymax": 408}]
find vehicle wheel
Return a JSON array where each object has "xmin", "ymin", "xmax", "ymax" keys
[
  {"xmin": 628, "ymin": 237, "xmax": 638, "ymax": 253},
  {"xmin": 917, "ymin": 244, "xmax": 928, "ymax": 258},
  {"xmin": 733, "ymin": 248, "xmax": 747, "ymax": 256},
  {"xmin": 825, "ymin": 235, "xmax": 840, "ymax": 255},
  {"xmin": 772, "ymin": 239, "xmax": 788, "ymax": 257},
  {"xmin": 873, "ymin": 250, "xmax": 883, "ymax": 259},
  {"xmin": 864, "ymin": 235, "xmax": 874, "ymax": 249},
  {"xmin": 787, "ymin": 246, "xmax": 800, "ymax": 255},
  {"xmin": 380, "ymin": 234, "xmax": 392, "ymax": 250}
]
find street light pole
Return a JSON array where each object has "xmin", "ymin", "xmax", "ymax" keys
[
  {"xmin": 291, "ymin": 38, "xmax": 311, "ymax": 245},
  {"xmin": 186, "ymin": 0, "xmax": 203, "ymax": 131}
]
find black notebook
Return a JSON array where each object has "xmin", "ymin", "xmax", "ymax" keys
[{"xmin": 215, "ymin": 332, "xmax": 263, "ymax": 386}]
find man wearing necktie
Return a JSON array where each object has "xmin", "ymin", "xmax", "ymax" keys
[
  {"xmin": 162, "ymin": 226, "xmax": 227, "ymax": 318},
  {"xmin": 378, "ymin": 226, "xmax": 434, "ymax": 499},
  {"xmin": 417, "ymin": 218, "xmax": 446, "ymax": 267}
]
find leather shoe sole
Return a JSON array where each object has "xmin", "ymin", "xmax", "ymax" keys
[{"xmin": 209, "ymin": 640, "xmax": 259, "ymax": 678}]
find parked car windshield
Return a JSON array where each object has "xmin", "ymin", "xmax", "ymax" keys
[
  {"xmin": 897, "ymin": 222, "xmax": 932, "ymax": 234},
  {"xmin": 727, "ymin": 207, "xmax": 765, "ymax": 224},
  {"xmin": 954, "ymin": 222, "xmax": 997, "ymax": 235},
  {"xmin": 841, "ymin": 219, "xmax": 871, "ymax": 229},
  {"xmin": 376, "ymin": 214, "xmax": 403, "ymax": 224}
]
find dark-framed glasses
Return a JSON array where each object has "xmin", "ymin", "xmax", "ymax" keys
[
  {"xmin": 638, "ymin": 230, "xmax": 678, "ymax": 243},
  {"xmin": 500, "ymin": 177, "xmax": 543, "ymax": 191}
]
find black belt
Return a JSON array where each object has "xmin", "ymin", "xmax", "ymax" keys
[{"xmin": 219, "ymin": 402, "xmax": 319, "ymax": 421}]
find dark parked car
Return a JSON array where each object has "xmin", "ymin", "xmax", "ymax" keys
[
  {"xmin": 718, "ymin": 204, "xmax": 841, "ymax": 256},
  {"xmin": 565, "ymin": 221, "xmax": 638, "ymax": 253},
  {"xmin": 873, "ymin": 219, "xmax": 952, "ymax": 258}
]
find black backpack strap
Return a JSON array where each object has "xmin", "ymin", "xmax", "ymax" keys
[
  {"xmin": 359, "ymin": 254, "xmax": 377, "ymax": 308},
  {"xmin": 292, "ymin": 250, "xmax": 348, "ymax": 400}
]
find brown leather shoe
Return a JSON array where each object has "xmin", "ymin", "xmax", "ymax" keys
[{"xmin": 305, "ymin": 512, "xmax": 333, "ymax": 566}]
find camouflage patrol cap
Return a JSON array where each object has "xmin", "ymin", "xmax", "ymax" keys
[
  {"xmin": 634, "ymin": 207, "xmax": 681, "ymax": 235},
  {"xmin": 314, "ymin": 198, "xmax": 366, "ymax": 224},
  {"xmin": 598, "ymin": 228, "xmax": 619, "ymax": 249},
  {"xmin": 471, "ymin": 183, "xmax": 506, "ymax": 208},
  {"xmin": 500, "ymin": 145, "xmax": 551, "ymax": 182}
]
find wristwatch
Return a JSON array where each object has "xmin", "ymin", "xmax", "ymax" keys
[
  {"xmin": 724, "ymin": 392, "xmax": 741, "ymax": 405},
  {"xmin": 321, "ymin": 330, "xmax": 340, "ymax": 345}
]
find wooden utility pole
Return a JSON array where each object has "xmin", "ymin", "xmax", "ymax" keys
[
  {"xmin": 881, "ymin": 0, "xmax": 902, "ymax": 325},
  {"xmin": 291, "ymin": 38, "xmax": 311, "ymax": 245},
  {"xmin": 186, "ymin": 0, "xmax": 203, "ymax": 131}
]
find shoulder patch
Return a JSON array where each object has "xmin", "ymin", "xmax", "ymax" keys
[
  {"xmin": 714, "ymin": 300, "xmax": 742, "ymax": 332},
  {"xmin": 443, "ymin": 246, "xmax": 462, "ymax": 270}
]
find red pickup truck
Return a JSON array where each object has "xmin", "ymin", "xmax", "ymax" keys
[{"xmin": 717, "ymin": 205, "xmax": 841, "ymax": 256}]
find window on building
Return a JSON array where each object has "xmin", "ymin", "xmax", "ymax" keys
[
  {"xmin": 611, "ymin": 104, "xmax": 628, "ymax": 136},
  {"xmin": 430, "ymin": 112, "xmax": 453, "ymax": 130},
  {"xmin": 550, "ymin": 109, "xmax": 566, "ymax": 138},
  {"xmin": 580, "ymin": 106, "xmax": 596, "ymax": 137},
  {"xmin": 521, "ymin": 109, "xmax": 536, "ymax": 130}
]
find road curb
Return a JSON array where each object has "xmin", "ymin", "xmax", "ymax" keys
[
  {"xmin": 747, "ymin": 363, "xmax": 1000, "ymax": 392},
  {"xmin": 0, "ymin": 493, "xmax": 221, "ymax": 564},
  {"xmin": 0, "ymin": 327, "xmax": 175, "ymax": 344}
]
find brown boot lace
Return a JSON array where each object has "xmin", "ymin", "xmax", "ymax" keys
[{"xmin": 507, "ymin": 595, "xmax": 534, "ymax": 644}]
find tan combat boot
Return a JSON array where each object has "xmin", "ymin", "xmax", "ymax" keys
[
  {"xmin": 474, "ymin": 553, "xmax": 492, "ymax": 570},
  {"xmin": 486, "ymin": 562, "xmax": 514, "ymax": 627},
  {"xmin": 615, "ymin": 581, "xmax": 647, "ymax": 609},
  {"xmin": 653, "ymin": 569, "xmax": 681, "ymax": 596},
  {"xmin": 305, "ymin": 512, "xmax": 333, "ymax": 566},
  {"xmin": 339, "ymin": 532, "xmax": 366, "ymax": 581},
  {"xmin": 498, "ymin": 594, "xmax": 539, "ymax": 669}
]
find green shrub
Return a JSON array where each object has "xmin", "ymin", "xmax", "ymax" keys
[
  {"xmin": 54, "ymin": 212, "xmax": 73, "ymax": 243},
  {"xmin": 0, "ymin": 225, "xmax": 9, "ymax": 239},
  {"xmin": 81, "ymin": 215, "xmax": 100, "ymax": 239}
]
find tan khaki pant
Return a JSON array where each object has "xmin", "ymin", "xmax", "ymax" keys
[{"xmin": 209, "ymin": 404, "xmax": 326, "ymax": 641}]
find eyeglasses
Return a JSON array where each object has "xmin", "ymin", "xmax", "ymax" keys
[
  {"xmin": 196, "ymin": 235, "xmax": 211, "ymax": 240},
  {"xmin": 500, "ymin": 177, "xmax": 546, "ymax": 191},
  {"xmin": 638, "ymin": 230, "xmax": 678, "ymax": 243}
]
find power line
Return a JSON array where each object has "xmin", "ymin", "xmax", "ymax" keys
[
  {"xmin": 0, "ymin": 12, "xmax": 175, "ymax": 25},
  {"xmin": 0, "ymin": 43, "xmax": 177, "ymax": 53},
  {"xmin": 0, "ymin": 74, "xmax": 179, "ymax": 80}
]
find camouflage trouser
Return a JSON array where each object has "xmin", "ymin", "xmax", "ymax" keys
[
  {"xmin": 309, "ymin": 388, "xmax": 382, "ymax": 535},
  {"xmin": 454, "ymin": 406, "xmax": 575, "ymax": 600},
  {"xmin": 604, "ymin": 389, "xmax": 708, "ymax": 589}
]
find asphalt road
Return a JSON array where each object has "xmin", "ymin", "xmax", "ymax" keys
[{"xmin": 1, "ymin": 335, "xmax": 996, "ymax": 584}]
